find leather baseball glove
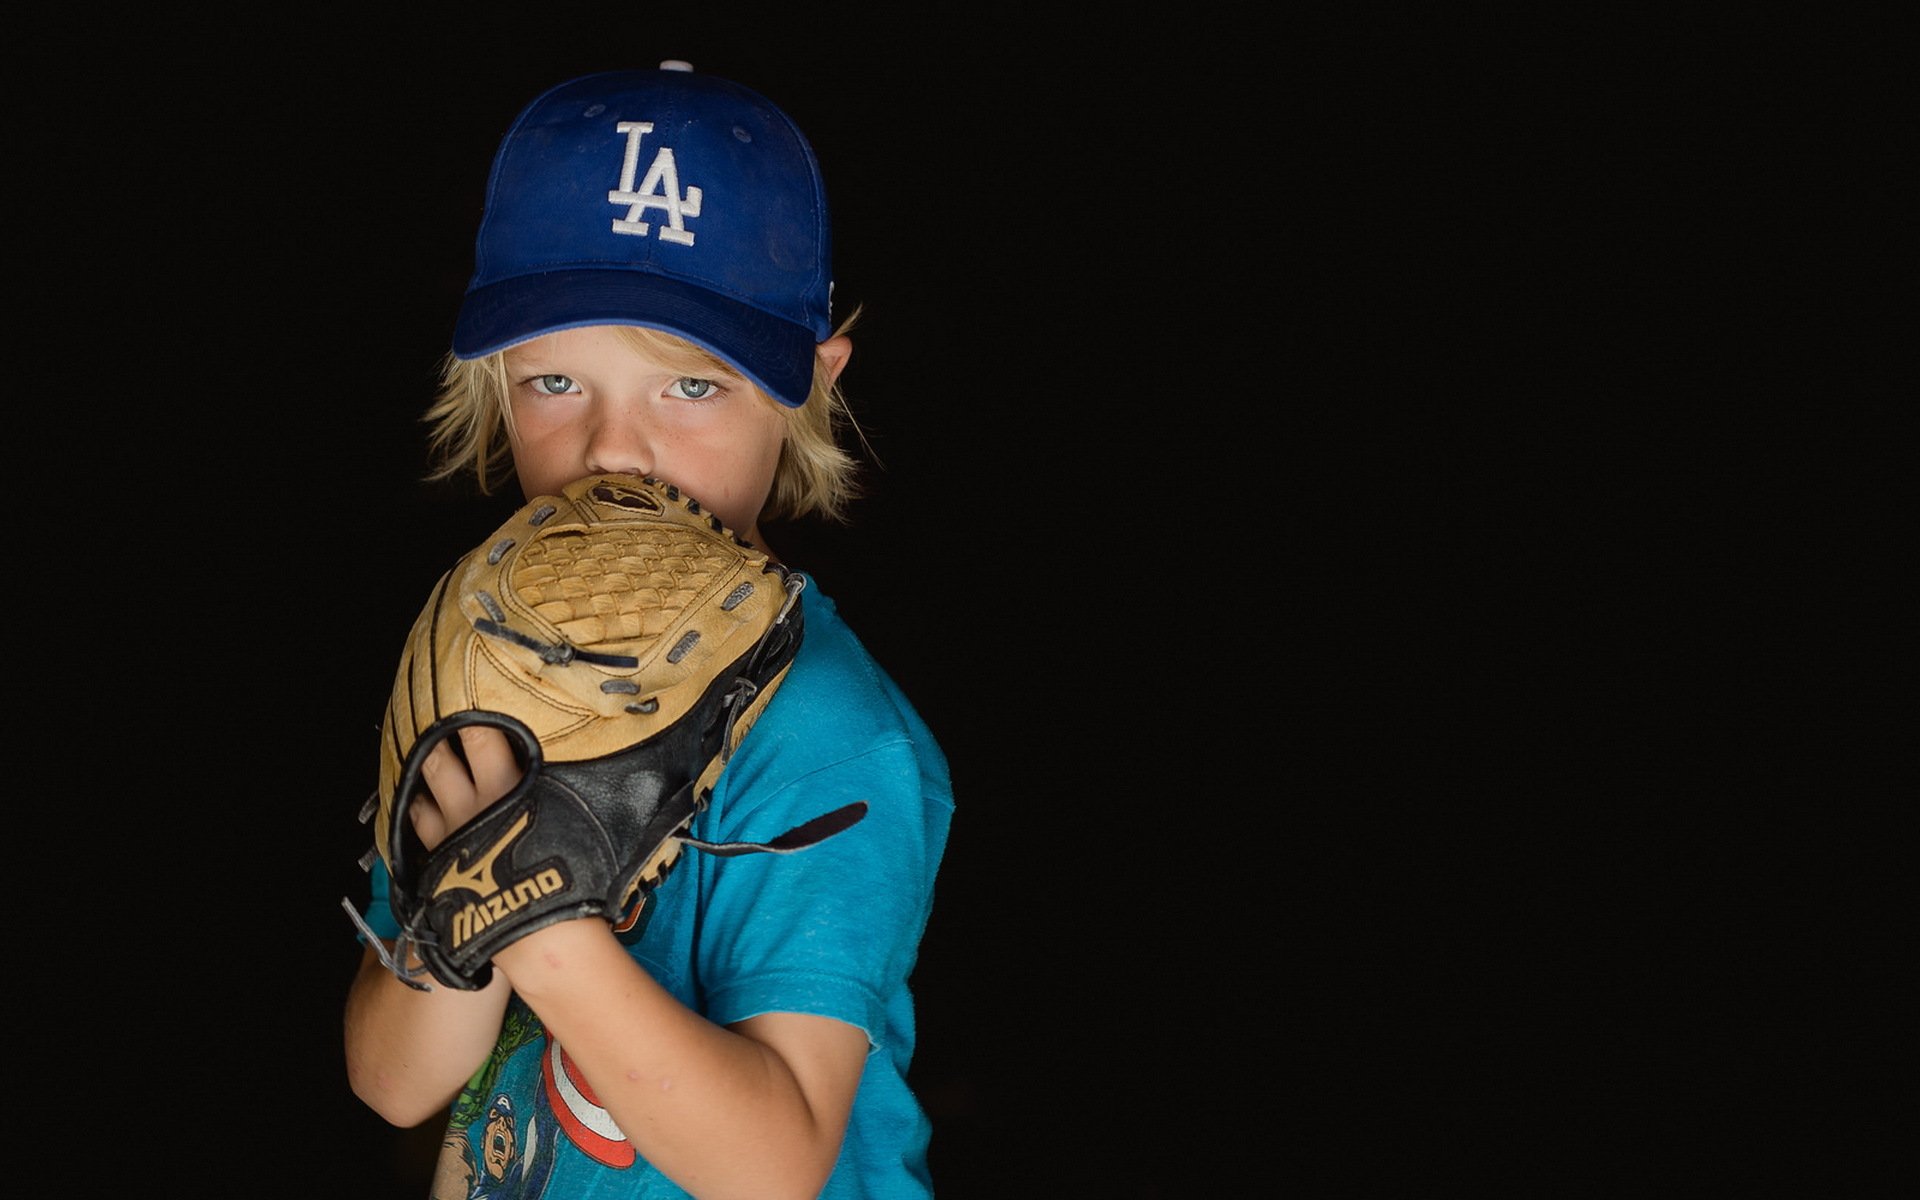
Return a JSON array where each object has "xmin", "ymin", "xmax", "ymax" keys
[{"xmin": 343, "ymin": 474, "xmax": 865, "ymax": 991}]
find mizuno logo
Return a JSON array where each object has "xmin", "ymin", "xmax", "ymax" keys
[
  {"xmin": 434, "ymin": 812, "xmax": 532, "ymax": 899},
  {"xmin": 429, "ymin": 812, "xmax": 572, "ymax": 950},
  {"xmin": 450, "ymin": 867, "xmax": 567, "ymax": 950}
]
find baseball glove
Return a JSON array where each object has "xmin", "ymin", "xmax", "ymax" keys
[{"xmin": 343, "ymin": 474, "xmax": 866, "ymax": 991}]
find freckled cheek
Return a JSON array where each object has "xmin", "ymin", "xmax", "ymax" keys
[
  {"xmin": 507, "ymin": 430, "xmax": 582, "ymax": 496},
  {"xmin": 733, "ymin": 429, "xmax": 785, "ymax": 492}
]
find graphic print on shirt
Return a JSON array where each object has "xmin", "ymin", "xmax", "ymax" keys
[
  {"xmin": 543, "ymin": 1036, "xmax": 637, "ymax": 1167},
  {"xmin": 432, "ymin": 997, "xmax": 636, "ymax": 1197}
]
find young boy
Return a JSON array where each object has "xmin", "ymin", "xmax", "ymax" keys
[{"xmin": 344, "ymin": 63, "xmax": 954, "ymax": 1199}]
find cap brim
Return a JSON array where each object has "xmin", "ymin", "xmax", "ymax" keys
[{"xmin": 452, "ymin": 270, "xmax": 817, "ymax": 408}]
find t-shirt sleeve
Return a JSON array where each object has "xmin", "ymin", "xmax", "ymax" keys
[
  {"xmin": 355, "ymin": 860, "xmax": 402, "ymax": 942},
  {"xmin": 645, "ymin": 732, "xmax": 952, "ymax": 1052}
]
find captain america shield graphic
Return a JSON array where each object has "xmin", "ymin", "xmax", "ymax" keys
[{"xmin": 543, "ymin": 1038, "xmax": 637, "ymax": 1168}]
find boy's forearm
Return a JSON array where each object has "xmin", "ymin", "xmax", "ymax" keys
[
  {"xmin": 343, "ymin": 944, "xmax": 510, "ymax": 1128},
  {"xmin": 496, "ymin": 918, "xmax": 856, "ymax": 1200}
]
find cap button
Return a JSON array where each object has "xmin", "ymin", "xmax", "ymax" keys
[{"xmin": 660, "ymin": 60, "xmax": 694, "ymax": 72}]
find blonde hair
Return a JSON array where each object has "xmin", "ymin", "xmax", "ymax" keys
[{"xmin": 421, "ymin": 309, "xmax": 868, "ymax": 523}]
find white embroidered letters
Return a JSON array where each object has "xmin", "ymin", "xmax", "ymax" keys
[{"xmin": 609, "ymin": 121, "xmax": 702, "ymax": 245}]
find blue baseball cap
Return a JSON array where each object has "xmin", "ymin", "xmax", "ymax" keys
[{"xmin": 452, "ymin": 62, "xmax": 833, "ymax": 408}]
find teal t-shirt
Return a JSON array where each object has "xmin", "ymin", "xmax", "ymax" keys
[{"xmin": 358, "ymin": 577, "xmax": 954, "ymax": 1198}]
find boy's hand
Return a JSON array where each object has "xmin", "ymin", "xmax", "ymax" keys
[{"xmin": 410, "ymin": 725, "xmax": 525, "ymax": 849}]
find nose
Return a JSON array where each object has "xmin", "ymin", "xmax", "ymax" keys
[{"xmin": 582, "ymin": 395, "xmax": 654, "ymax": 478}]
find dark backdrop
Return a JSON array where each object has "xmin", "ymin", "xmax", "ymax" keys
[{"xmin": 24, "ymin": 5, "xmax": 1898, "ymax": 1195}]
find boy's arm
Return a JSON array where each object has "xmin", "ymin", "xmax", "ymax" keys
[
  {"xmin": 344, "ymin": 724, "xmax": 518, "ymax": 1127},
  {"xmin": 347, "ymin": 721, "xmax": 868, "ymax": 1190},
  {"xmin": 495, "ymin": 918, "xmax": 869, "ymax": 1200},
  {"xmin": 343, "ymin": 942, "xmax": 512, "ymax": 1128}
]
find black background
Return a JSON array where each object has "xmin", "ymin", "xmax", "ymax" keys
[{"xmin": 24, "ymin": 5, "xmax": 1900, "ymax": 1195}]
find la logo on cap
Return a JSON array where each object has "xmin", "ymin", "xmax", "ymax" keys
[{"xmin": 610, "ymin": 121, "xmax": 703, "ymax": 245}]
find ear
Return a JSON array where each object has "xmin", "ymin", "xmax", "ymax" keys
[{"xmin": 815, "ymin": 334, "xmax": 853, "ymax": 386}]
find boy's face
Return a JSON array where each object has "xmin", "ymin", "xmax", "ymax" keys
[{"xmin": 502, "ymin": 326, "xmax": 788, "ymax": 548}]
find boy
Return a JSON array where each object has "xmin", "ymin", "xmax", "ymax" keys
[{"xmin": 344, "ymin": 63, "xmax": 954, "ymax": 1199}]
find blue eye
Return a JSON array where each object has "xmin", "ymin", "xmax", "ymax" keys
[
  {"xmin": 532, "ymin": 374, "xmax": 578, "ymax": 395},
  {"xmin": 673, "ymin": 378, "xmax": 716, "ymax": 400}
]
